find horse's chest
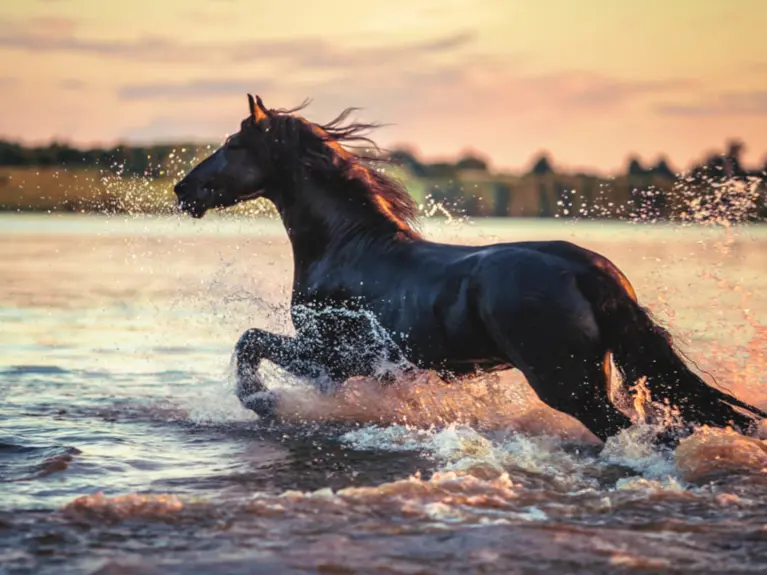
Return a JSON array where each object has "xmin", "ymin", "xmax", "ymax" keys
[{"xmin": 293, "ymin": 265, "xmax": 380, "ymax": 309}]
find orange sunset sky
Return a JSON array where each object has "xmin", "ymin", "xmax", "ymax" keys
[{"xmin": 1, "ymin": 0, "xmax": 766, "ymax": 173}]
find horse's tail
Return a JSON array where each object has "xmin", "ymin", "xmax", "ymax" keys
[{"xmin": 577, "ymin": 266, "xmax": 766, "ymax": 434}]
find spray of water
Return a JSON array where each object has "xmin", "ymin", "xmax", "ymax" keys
[{"xmin": 33, "ymin": 143, "xmax": 764, "ymax": 492}]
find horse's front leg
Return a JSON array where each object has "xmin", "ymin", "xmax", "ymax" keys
[{"xmin": 233, "ymin": 328, "xmax": 325, "ymax": 420}]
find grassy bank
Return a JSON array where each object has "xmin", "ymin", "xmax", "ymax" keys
[
  {"xmin": 0, "ymin": 167, "xmax": 173, "ymax": 214},
  {"xmin": 0, "ymin": 165, "xmax": 425, "ymax": 217},
  {"xmin": 1, "ymin": 164, "xmax": 764, "ymax": 222}
]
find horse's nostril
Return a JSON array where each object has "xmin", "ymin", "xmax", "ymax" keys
[{"xmin": 174, "ymin": 181, "xmax": 189, "ymax": 197}]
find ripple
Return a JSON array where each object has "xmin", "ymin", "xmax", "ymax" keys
[
  {"xmin": 2, "ymin": 215, "xmax": 766, "ymax": 573},
  {"xmin": 0, "ymin": 440, "xmax": 82, "ymax": 483},
  {"xmin": 3, "ymin": 365, "xmax": 70, "ymax": 375}
]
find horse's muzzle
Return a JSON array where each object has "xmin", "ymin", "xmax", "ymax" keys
[{"xmin": 174, "ymin": 181, "xmax": 208, "ymax": 218}]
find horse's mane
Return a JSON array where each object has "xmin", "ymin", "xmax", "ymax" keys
[{"xmin": 264, "ymin": 101, "xmax": 421, "ymax": 238}]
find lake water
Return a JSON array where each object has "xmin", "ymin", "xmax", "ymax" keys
[{"xmin": 1, "ymin": 213, "xmax": 766, "ymax": 574}]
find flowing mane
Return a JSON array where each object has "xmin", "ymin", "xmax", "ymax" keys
[{"xmin": 263, "ymin": 102, "xmax": 422, "ymax": 238}]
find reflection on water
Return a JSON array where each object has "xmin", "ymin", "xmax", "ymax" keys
[{"xmin": 1, "ymin": 213, "xmax": 766, "ymax": 574}]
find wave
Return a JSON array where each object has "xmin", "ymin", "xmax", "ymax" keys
[
  {"xmin": 0, "ymin": 440, "xmax": 82, "ymax": 482},
  {"xmin": 60, "ymin": 425, "xmax": 766, "ymax": 530}
]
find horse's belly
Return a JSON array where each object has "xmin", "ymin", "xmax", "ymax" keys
[{"xmin": 393, "ymin": 321, "xmax": 507, "ymax": 373}]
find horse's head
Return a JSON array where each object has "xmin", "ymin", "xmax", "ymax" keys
[
  {"xmin": 174, "ymin": 94, "xmax": 272, "ymax": 218},
  {"xmin": 174, "ymin": 94, "xmax": 420, "ymax": 237}
]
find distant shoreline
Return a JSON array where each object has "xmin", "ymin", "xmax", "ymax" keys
[
  {"xmin": 1, "ymin": 211, "xmax": 764, "ymax": 233},
  {"xmin": 1, "ymin": 165, "xmax": 764, "ymax": 222}
]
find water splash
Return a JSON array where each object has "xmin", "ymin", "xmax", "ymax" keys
[
  {"xmin": 63, "ymin": 493, "xmax": 185, "ymax": 523},
  {"xmin": 26, "ymin": 157, "xmax": 763, "ymax": 494}
]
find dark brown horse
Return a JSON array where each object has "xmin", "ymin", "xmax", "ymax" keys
[{"xmin": 174, "ymin": 94, "xmax": 765, "ymax": 444}]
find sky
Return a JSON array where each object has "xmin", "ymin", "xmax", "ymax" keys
[{"xmin": 1, "ymin": 0, "xmax": 766, "ymax": 174}]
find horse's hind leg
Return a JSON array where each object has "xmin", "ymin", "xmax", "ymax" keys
[
  {"xmin": 490, "ymin": 324, "xmax": 632, "ymax": 442},
  {"xmin": 480, "ymin": 274, "xmax": 633, "ymax": 442},
  {"xmin": 522, "ymin": 353, "xmax": 633, "ymax": 442}
]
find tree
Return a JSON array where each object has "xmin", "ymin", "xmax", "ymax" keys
[
  {"xmin": 387, "ymin": 148, "xmax": 425, "ymax": 177},
  {"xmin": 456, "ymin": 153, "xmax": 488, "ymax": 172},
  {"xmin": 423, "ymin": 162, "xmax": 456, "ymax": 178},
  {"xmin": 723, "ymin": 139, "xmax": 746, "ymax": 178},
  {"xmin": 528, "ymin": 153, "xmax": 554, "ymax": 176},
  {"xmin": 626, "ymin": 156, "xmax": 647, "ymax": 177},
  {"xmin": 650, "ymin": 157, "xmax": 675, "ymax": 180},
  {"xmin": 0, "ymin": 140, "xmax": 31, "ymax": 165}
]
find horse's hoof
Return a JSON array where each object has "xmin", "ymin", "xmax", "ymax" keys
[
  {"xmin": 235, "ymin": 367, "xmax": 278, "ymax": 421},
  {"xmin": 651, "ymin": 425, "xmax": 693, "ymax": 451},
  {"xmin": 239, "ymin": 390, "xmax": 279, "ymax": 422}
]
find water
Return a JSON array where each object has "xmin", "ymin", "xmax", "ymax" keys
[{"xmin": 1, "ymin": 213, "xmax": 766, "ymax": 574}]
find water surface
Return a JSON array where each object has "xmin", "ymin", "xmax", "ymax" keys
[{"xmin": 1, "ymin": 214, "xmax": 766, "ymax": 574}]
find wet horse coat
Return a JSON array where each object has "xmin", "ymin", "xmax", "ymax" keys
[{"xmin": 174, "ymin": 94, "xmax": 766, "ymax": 442}]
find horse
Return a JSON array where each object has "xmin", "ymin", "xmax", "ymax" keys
[{"xmin": 173, "ymin": 94, "xmax": 766, "ymax": 444}]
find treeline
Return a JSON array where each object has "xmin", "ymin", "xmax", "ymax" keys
[
  {"xmin": 0, "ymin": 140, "xmax": 206, "ymax": 177},
  {"xmin": 388, "ymin": 141, "xmax": 766, "ymax": 183},
  {"xmin": 3, "ymin": 138, "xmax": 765, "ymax": 181},
  {"xmin": 0, "ymin": 138, "xmax": 765, "ymax": 221},
  {"xmin": 386, "ymin": 140, "xmax": 766, "ymax": 222}
]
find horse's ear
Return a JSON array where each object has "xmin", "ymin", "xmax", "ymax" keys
[
  {"xmin": 247, "ymin": 93, "xmax": 270, "ymax": 125},
  {"xmin": 255, "ymin": 95, "xmax": 267, "ymax": 113},
  {"xmin": 250, "ymin": 94, "xmax": 270, "ymax": 124}
]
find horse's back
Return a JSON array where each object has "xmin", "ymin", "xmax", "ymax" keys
[
  {"xmin": 395, "ymin": 240, "xmax": 604, "ymax": 362},
  {"xmin": 358, "ymin": 237, "xmax": 626, "ymax": 328},
  {"xmin": 467, "ymin": 242, "xmax": 599, "ymax": 322},
  {"xmin": 491, "ymin": 239, "xmax": 637, "ymax": 301}
]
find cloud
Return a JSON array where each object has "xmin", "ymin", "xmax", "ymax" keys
[
  {"xmin": 181, "ymin": 9, "xmax": 239, "ymax": 25},
  {"xmin": 118, "ymin": 78, "xmax": 276, "ymax": 100},
  {"xmin": 31, "ymin": 17, "xmax": 77, "ymax": 36},
  {"xmin": 117, "ymin": 65, "xmax": 691, "ymax": 114},
  {"xmin": 499, "ymin": 72, "xmax": 695, "ymax": 111},
  {"xmin": 0, "ymin": 31, "xmax": 195, "ymax": 63},
  {"xmin": 0, "ymin": 16, "xmax": 475, "ymax": 68},
  {"xmin": 656, "ymin": 91, "xmax": 767, "ymax": 117},
  {"xmin": 0, "ymin": 16, "xmax": 77, "ymax": 39},
  {"xmin": 120, "ymin": 114, "xmax": 244, "ymax": 144},
  {"xmin": 246, "ymin": 31, "xmax": 474, "ymax": 68},
  {"xmin": 321, "ymin": 65, "xmax": 694, "ymax": 121},
  {"xmin": 117, "ymin": 65, "xmax": 696, "ymax": 149},
  {"xmin": 60, "ymin": 78, "xmax": 85, "ymax": 90},
  {"xmin": 744, "ymin": 62, "xmax": 767, "ymax": 73},
  {"xmin": 9, "ymin": 12, "xmax": 683, "ymax": 117}
]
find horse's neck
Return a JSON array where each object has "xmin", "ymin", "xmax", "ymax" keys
[
  {"xmin": 273, "ymin": 178, "xmax": 396, "ymax": 264},
  {"xmin": 270, "ymin": 177, "xmax": 402, "ymax": 300}
]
